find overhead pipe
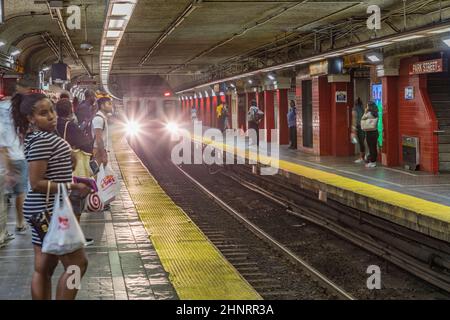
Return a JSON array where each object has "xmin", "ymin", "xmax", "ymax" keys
[
  {"xmin": 138, "ymin": 0, "xmax": 202, "ymax": 66},
  {"xmin": 46, "ymin": 3, "xmax": 91, "ymax": 76},
  {"xmin": 169, "ymin": 0, "xmax": 311, "ymax": 74}
]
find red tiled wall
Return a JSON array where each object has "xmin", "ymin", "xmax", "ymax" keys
[
  {"xmin": 397, "ymin": 57, "xmax": 439, "ymax": 173},
  {"xmin": 318, "ymin": 76, "xmax": 332, "ymax": 155},
  {"xmin": 278, "ymin": 89, "xmax": 289, "ymax": 145}
]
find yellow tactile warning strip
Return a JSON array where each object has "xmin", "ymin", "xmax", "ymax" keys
[
  {"xmin": 192, "ymin": 135, "xmax": 450, "ymax": 226},
  {"xmin": 112, "ymin": 133, "xmax": 262, "ymax": 300}
]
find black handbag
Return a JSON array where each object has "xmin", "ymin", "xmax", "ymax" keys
[{"xmin": 29, "ymin": 181, "xmax": 52, "ymax": 242}]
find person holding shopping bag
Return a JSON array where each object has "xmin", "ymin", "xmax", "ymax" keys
[
  {"xmin": 11, "ymin": 93, "xmax": 92, "ymax": 300},
  {"xmin": 360, "ymin": 101, "xmax": 379, "ymax": 168}
]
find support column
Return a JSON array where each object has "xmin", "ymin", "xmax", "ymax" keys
[
  {"xmin": 212, "ymin": 95, "xmax": 218, "ymax": 128},
  {"xmin": 381, "ymin": 76, "xmax": 400, "ymax": 167},
  {"xmin": 257, "ymin": 91, "xmax": 265, "ymax": 129},
  {"xmin": 264, "ymin": 91, "xmax": 275, "ymax": 142},
  {"xmin": 278, "ymin": 89, "xmax": 289, "ymax": 145},
  {"xmin": 200, "ymin": 97, "xmax": 204, "ymax": 123},
  {"xmin": 330, "ymin": 81, "xmax": 353, "ymax": 156}
]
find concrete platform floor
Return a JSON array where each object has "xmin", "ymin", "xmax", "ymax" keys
[{"xmin": 0, "ymin": 152, "xmax": 177, "ymax": 300}]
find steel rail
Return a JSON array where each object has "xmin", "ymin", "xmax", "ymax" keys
[
  {"xmin": 175, "ymin": 164, "xmax": 355, "ymax": 300},
  {"xmin": 224, "ymin": 168, "xmax": 450, "ymax": 294}
]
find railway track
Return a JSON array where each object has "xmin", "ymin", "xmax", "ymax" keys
[
  {"xmin": 221, "ymin": 164, "xmax": 450, "ymax": 294},
  {"xmin": 175, "ymin": 164, "xmax": 354, "ymax": 300},
  {"xmin": 131, "ymin": 137, "xmax": 450, "ymax": 299}
]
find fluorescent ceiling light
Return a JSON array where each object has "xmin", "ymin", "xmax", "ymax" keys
[
  {"xmin": 428, "ymin": 27, "xmax": 450, "ymax": 34},
  {"xmin": 103, "ymin": 45, "xmax": 115, "ymax": 51},
  {"xmin": 442, "ymin": 38, "xmax": 450, "ymax": 47},
  {"xmin": 308, "ymin": 57, "xmax": 324, "ymax": 62},
  {"xmin": 248, "ymin": 79, "xmax": 253, "ymax": 84},
  {"xmin": 324, "ymin": 53, "xmax": 341, "ymax": 58},
  {"xmin": 366, "ymin": 42, "xmax": 393, "ymax": 48},
  {"xmin": 10, "ymin": 50, "xmax": 21, "ymax": 56},
  {"xmin": 393, "ymin": 35, "xmax": 425, "ymax": 42},
  {"xmin": 0, "ymin": 41, "xmax": 5, "ymax": 47},
  {"xmin": 345, "ymin": 48, "xmax": 365, "ymax": 53},
  {"xmin": 108, "ymin": 19, "xmax": 125, "ymax": 29},
  {"xmin": 106, "ymin": 30, "xmax": 121, "ymax": 38},
  {"xmin": 111, "ymin": 3, "xmax": 134, "ymax": 17},
  {"xmin": 268, "ymin": 74, "xmax": 275, "ymax": 80},
  {"xmin": 367, "ymin": 55, "xmax": 381, "ymax": 62},
  {"xmin": 102, "ymin": 51, "xmax": 113, "ymax": 56}
]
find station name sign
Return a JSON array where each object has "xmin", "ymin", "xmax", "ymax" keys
[{"xmin": 409, "ymin": 58, "xmax": 443, "ymax": 75}]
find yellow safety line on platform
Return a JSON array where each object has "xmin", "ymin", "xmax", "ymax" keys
[
  {"xmin": 112, "ymin": 133, "xmax": 262, "ymax": 300},
  {"xmin": 192, "ymin": 135, "xmax": 450, "ymax": 224}
]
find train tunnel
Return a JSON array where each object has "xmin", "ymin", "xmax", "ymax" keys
[{"xmin": 0, "ymin": 0, "xmax": 450, "ymax": 305}]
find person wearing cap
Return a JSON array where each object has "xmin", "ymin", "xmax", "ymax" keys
[
  {"xmin": 75, "ymin": 89, "xmax": 97, "ymax": 131},
  {"xmin": 92, "ymin": 97, "xmax": 113, "ymax": 167}
]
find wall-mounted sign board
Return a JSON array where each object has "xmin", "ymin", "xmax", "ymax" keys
[{"xmin": 409, "ymin": 59, "xmax": 443, "ymax": 75}]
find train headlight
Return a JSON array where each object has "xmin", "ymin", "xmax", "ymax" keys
[
  {"xmin": 125, "ymin": 120, "xmax": 141, "ymax": 136},
  {"xmin": 166, "ymin": 122, "xmax": 179, "ymax": 133}
]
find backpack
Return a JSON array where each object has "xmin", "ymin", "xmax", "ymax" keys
[{"xmin": 81, "ymin": 113, "xmax": 106, "ymax": 147}]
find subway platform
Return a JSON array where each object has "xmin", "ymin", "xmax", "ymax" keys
[
  {"xmin": 190, "ymin": 127, "xmax": 450, "ymax": 243},
  {"xmin": 0, "ymin": 130, "xmax": 260, "ymax": 300}
]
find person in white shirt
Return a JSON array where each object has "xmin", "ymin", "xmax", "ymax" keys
[
  {"xmin": 92, "ymin": 97, "xmax": 113, "ymax": 166},
  {"xmin": 0, "ymin": 97, "xmax": 28, "ymax": 236}
]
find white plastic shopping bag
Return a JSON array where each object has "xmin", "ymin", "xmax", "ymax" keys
[
  {"xmin": 42, "ymin": 184, "xmax": 87, "ymax": 255},
  {"xmin": 96, "ymin": 164, "xmax": 120, "ymax": 205}
]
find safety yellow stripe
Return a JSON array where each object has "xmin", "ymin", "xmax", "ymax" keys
[
  {"xmin": 193, "ymin": 135, "xmax": 450, "ymax": 224},
  {"xmin": 113, "ymin": 133, "xmax": 262, "ymax": 300}
]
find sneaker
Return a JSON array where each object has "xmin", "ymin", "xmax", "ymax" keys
[
  {"xmin": 0, "ymin": 233, "xmax": 15, "ymax": 246},
  {"xmin": 85, "ymin": 238, "xmax": 94, "ymax": 246},
  {"xmin": 354, "ymin": 158, "xmax": 365, "ymax": 164},
  {"xmin": 365, "ymin": 162, "xmax": 377, "ymax": 168},
  {"xmin": 15, "ymin": 225, "xmax": 28, "ymax": 235}
]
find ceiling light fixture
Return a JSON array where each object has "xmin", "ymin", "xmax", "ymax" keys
[
  {"xmin": 108, "ymin": 19, "xmax": 125, "ymax": 29},
  {"xmin": 366, "ymin": 42, "xmax": 394, "ymax": 48},
  {"xmin": 428, "ymin": 27, "xmax": 450, "ymax": 34},
  {"xmin": 367, "ymin": 55, "xmax": 381, "ymax": 62},
  {"xmin": 393, "ymin": 35, "xmax": 425, "ymax": 42},
  {"xmin": 442, "ymin": 38, "xmax": 450, "ymax": 47},
  {"xmin": 106, "ymin": 30, "xmax": 121, "ymax": 38},
  {"xmin": 10, "ymin": 50, "xmax": 21, "ymax": 56}
]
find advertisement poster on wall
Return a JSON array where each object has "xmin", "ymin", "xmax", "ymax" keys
[
  {"xmin": 405, "ymin": 86, "xmax": 414, "ymax": 100},
  {"xmin": 335, "ymin": 91, "xmax": 347, "ymax": 103},
  {"xmin": 371, "ymin": 84, "xmax": 383, "ymax": 147}
]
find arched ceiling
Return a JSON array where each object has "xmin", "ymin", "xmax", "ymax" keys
[
  {"xmin": 0, "ymin": 0, "xmax": 106, "ymax": 80},
  {"xmin": 1, "ymin": 0, "xmax": 450, "ymax": 96}
]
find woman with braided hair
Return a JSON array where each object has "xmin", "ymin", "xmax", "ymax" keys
[{"xmin": 11, "ymin": 93, "xmax": 92, "ymax": 300}]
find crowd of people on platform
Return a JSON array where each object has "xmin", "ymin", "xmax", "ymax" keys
[
  {"xmin": 189, "ymin": 95, "xmax": 379, "ymax": 167},
  {"xmin": 0, "ymin": 75, "xmax": 114, "ymax": 300}
]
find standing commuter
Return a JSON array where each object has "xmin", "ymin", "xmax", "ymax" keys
[
  {"xmin": 247, "ymin": 100, "xmax": 263, "ymax": 147},
  {"xmin": 0, "ymin": 100, "xmax": 15, "ymax": 247},
  {"xmin": 92, "ymin": 97, "xmax": 113, "ymax": 167},
  {"xmin": 222, "ymin": 103, "xmax": 229, "ymax": 132},
  {"xmin": 76, "ymin": 89, "xmax": 97, "ymax": 131},
  {"xmin": 0, "ymin": 96, "xmax": 28, "ymax": 235},
  {"xmin": 351, "ymin": 97, "xmax": 366, "ymax": 164},
  {"xmin": 361, "ymin": 101, "xmax": 379, "ymax": 168},
  {"xmin": 191, "ymin": 105, "xmax": 197, "ymax": 123},
  {"xmin": 216, "ymin": 99, "xmax": 224, "ymax": 130},
  {"xmin": 56, "ymin": 99, "xmax": 94, "ymax": 246},
  {"xmin": 11, "ymin": 93, "xmax": 91, "ymax": 300},
  {"xmin": 287, "ymin": 100, "xmax": 297, "ymax": 149}
]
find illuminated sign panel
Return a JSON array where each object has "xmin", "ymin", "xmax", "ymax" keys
[{"xmin": 409, "ymin": 59, "xmax": 443, "ymax": 75}]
